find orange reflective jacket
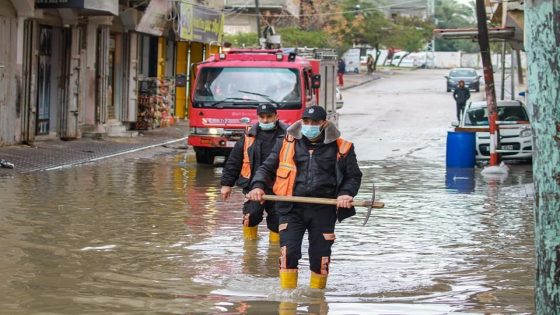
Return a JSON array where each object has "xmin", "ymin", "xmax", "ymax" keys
[
  {"xmin": 240, "ymin": 135, "xmax": 255, "ymax": 180},
  {"xmin": 272, "ymin": 135, "xmax": 353, "ymax": 196}
]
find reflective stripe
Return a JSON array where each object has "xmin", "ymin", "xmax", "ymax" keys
[
  {"xmin": 243, "ymin": 213, "xmax": 250, "ymax": 227},
  {"xmin": 320, "ymin": 257, "xmax": 330, "ymax": 275},
  {"xmin": 280, "ymin": 246, "xmax": 288, "ymax": 269},
  {"xmin": 240, "ymin": 136, "xmax": 255, "ymax": 179}
]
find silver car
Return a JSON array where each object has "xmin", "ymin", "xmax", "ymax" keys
[{"xmin": 445, "ymin": 68, "xmax": 481, "ymax": 92}]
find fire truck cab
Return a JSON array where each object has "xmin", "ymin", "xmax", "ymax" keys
[{"xmin": 188, "ymin": 48, "xmax": 339, "ymax": 164}]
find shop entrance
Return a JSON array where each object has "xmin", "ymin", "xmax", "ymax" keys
[
  {"xmin": 107, "ymin": 34, "xmax": 116, "ymax": 120},
  {"xmin": 36, "ymin": 25, "xmax": 52, "ymax": 135}
]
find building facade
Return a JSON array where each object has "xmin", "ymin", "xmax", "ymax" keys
[{"xmin": 0, "ymin": 0, "xmax": 223, "ymax": 146}]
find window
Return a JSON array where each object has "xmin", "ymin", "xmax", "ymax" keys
[
  {"xmin": 465, "ymin": 105, "xmax": 529, "ymax": 126},
  {"xmin": 450, "ymin": 69, "xmax": 477, "ymax": 77},
  {"xmin": 193, "ymin": 67, "xmax": 301, "ymax": 109}
]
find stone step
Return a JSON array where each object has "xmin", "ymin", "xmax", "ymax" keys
[
  {"xmin": 107, "ymin": 130, "xmax": 139, "ymax": 138},
  {"xmin": 82, "ymin": 131, "xmax": 107, "ymax": 140}
]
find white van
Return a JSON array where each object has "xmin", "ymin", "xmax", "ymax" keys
[
  {"xmin": 391, "ymin": 51, "xmax": 434, "ymax": 68},
  {"xmin": 389, "ymin": 51, "xmax": 409, "ymax": 66}
]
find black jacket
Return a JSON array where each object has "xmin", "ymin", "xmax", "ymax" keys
[
  {"xmin": 251, "ymin": 120, "xmax": 362, "ymax": 222},
  {"xmin": 220, "ymin": 121, "xmax": 288, "ymax": 193},
  {"xmin": 453, "ymin": 87, "xmax": 470, "ymax": 104}
]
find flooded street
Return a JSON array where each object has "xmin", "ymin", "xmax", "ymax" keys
[
  {"xmin": 0, "ymin": 70, "xmax": 535, "ymax": 314},
  {"xmin": 0, "ymin": 155, "xmax": 534, "ymax": 314}
]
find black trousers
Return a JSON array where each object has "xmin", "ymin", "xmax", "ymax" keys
[
  {"xmin": 278, "ymin": 203, "xmax": 337, "ymax": 274},
  {"xmin": 243, "ymin": 200, "xmax": 279, "ymax": 233},
  {"xmin": 456, "ymin": 102, "xmax": 466, "ymax": 121}
]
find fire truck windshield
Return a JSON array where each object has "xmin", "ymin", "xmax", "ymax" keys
[{"xmin": 193, "ymin": 67, "xmax": 301, "ymax": 109}]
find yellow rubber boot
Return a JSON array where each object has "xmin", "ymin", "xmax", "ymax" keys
[
  {"xmin": 279, "ymin": 269, "xmax": 298, "ymax": 289},
  {"xmin": 243, "ymin": 226, "xmax": 258, "ymax": 240},
  {"xmin": 309, "ymin": 272, "xmax": 327, "ymax": 289},
  {"xmin": 269, "ymin": 231, "xmax": 280, "ymax": 244},
  {"xmin": 278, "ymin": 301, "xmax": 297, "ymax": 315}
]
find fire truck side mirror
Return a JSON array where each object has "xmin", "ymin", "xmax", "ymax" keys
[{"xmin": 311, "ymin": 74, "xmax": 321, "ymax": 89}]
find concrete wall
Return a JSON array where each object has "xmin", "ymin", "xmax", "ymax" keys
[{"xmin": 432, "ymin": 51, "xmax": 527, "ymax": 70}]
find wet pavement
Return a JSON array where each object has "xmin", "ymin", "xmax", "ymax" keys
[{"xmin": 0, "ymin": 69, "xmax": 536, "ymax": 314}]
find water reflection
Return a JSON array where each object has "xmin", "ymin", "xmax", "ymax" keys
[
  {"xmin": 445, "ymin": 168, "xmax": 475, "ymax": 193},
  {"xmin": 0, "ymin": 154, "xmax": 534, "ymax": 314}
]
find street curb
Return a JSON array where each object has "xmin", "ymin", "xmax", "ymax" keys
[
  {"xmin": 44, "ymin": 136, "xmax": 189, "ymax": 171},
  {"xmin": 341, "ymin": 75, "xmax": 381, "ymax": 91}
]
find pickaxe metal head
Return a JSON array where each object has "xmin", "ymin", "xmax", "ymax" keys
[{"xmin": 363, "ymin": 184, "xmax": 376, "ymax": 226}]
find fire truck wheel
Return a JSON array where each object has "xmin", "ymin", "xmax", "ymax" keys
[{"xmin": 196, "ymin": 150, "xmax": 215, "ymax": 165}]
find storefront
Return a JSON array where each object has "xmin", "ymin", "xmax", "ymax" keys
[
  {"xmin": 175, "ymin": 2, "xmax": 224, "ymax": 119},
  {"xmin": 132, "ymin": 0, "xmax": 224, "ymax": 127}
]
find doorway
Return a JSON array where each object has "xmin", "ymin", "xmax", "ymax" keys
[{"xmin": 36, "ymin": 25, "xmax": 52, "ymax": 135}]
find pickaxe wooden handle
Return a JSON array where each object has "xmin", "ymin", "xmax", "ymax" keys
[{"xmin": 262, "ymin": 195, "xmax": 385, "ymax": 209}]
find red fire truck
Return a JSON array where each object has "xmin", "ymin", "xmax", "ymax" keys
[{"xmin": 188, "ymin": 48, "xmax": 340, "ymax": 164}]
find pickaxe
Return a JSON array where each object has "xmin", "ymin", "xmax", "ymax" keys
[{"xmin": 261, "ymin": 186, "xmax": 383, "ymax": 226}]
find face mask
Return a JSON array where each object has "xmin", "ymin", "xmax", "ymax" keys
[
  {"xmin": 301, "ymin": 125, "xmax": 321, "ymax": 139},
  {"xmin": 259, "ymin": 122, "xmax": 276, "ymax": 130}
]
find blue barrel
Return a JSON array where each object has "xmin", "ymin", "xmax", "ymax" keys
[{"xmin": 446, "ymin": 131, "xmax": 476, "ymax": 168}]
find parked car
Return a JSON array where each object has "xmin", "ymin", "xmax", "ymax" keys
[
  {"xmin": 389, "ymin": 51, "xmax": 409, "ymax": 67},
  {"xmin": 445, "ymin": 68, "xmax": 481, "ymax": 92},
  {"xmin": 455, "ymin": 100, "xmax": 532, "ymax": 161},
  {"xmin": 391, "ymin": 52, "xmax": 434, "ymax": 68}
]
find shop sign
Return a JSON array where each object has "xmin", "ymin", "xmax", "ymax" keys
[
  {"xmin": 136, "ymin": 0, "xmax": 168, "ymax": 36},
  {"xmin": 35, "ymin": 0, "xmax": 84, "ymax": 9},
  {"xmin": 179, "ymin": 3, "xmax": 224, "ymax": 44}
]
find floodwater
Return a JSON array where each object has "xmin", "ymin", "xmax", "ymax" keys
[{"xmin": 0, "ymin": 152, "xmax": 535, "ymax": 314}]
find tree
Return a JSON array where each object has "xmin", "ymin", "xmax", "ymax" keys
[
  {"xmin": 526, "ymin": 1, "xmax": 560, "ymax": 312},
  {"xmin": 324, "ymin": 0, "xmax": 390, "ymax": 67},
  {"xmin": 384, "ymin": 16, "xmax": 433, "ymax": 66},
  {"xmin": 435, "ymin": 0, "xmax": 479, "ymax": 52},
  {"xmin": 224, "ymin": 32, "xmax": 259, "ymax": 48},
  {"xmin": 277, "ymin": 27, "xmax": 329, "ymax": 48}
]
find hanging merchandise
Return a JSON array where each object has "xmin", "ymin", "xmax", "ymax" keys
[{"xmin": 135, "ymin": 78, "xmax": 175, "ymax": 130}]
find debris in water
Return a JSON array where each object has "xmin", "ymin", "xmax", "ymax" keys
[{"xmin": 0, "ymin": 159, "xmax": 14, "ymax": 169}]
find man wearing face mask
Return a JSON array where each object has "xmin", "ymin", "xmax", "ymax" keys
[
  {"xmin": 221, "ymin": 103, "xmax": 288, "ymax": 242},
  {"xmin": 247, "ymin": 106, "xmax": 362, "ymax": 290}
]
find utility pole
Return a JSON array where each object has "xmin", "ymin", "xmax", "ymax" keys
[
  {"xmin": 255, "ymin": 0, "xmax": 261, "ymax": 42},
  {"xmin": 526, "ymin": 1, "xmax": 560, "ymax": 313},
  {"xmin": 500, "ymin": 41, "xmax": 506, "ymax": 101},
  {"xmin": 475, "ymin": 0, "xmax": 499, "ymax": 166},
  {"xmin": 427, "ymin": 0, "xmax": 435, "ymax": 68}
]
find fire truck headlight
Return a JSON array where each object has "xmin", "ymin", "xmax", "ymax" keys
[
  {"xmin": 219, "ymin": 53, "xmax": 226, "ymax": 60},
  {"xmin": 208, "ymin": 128, "xmax": 223, "ymax": 135},
  {"xmin": 276, "ymin": 53, "xmax": 283, "ymax": 61}
]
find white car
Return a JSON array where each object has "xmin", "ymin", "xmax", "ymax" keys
[{"xmin": 458, "ymin": 100, "xmax": 533, "ymax": 161}]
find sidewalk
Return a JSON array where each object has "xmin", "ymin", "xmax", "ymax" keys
[
  {"xmin": 0, "ymin": 74, "xmax": 379, "ymax": 174},
  {"xmin": 0, "ymin": 122, "xmax": 189, "ymax": 174},
  {"xmin": 341, "ymin": 72, "xmax": 382, "ymax": 90}
]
